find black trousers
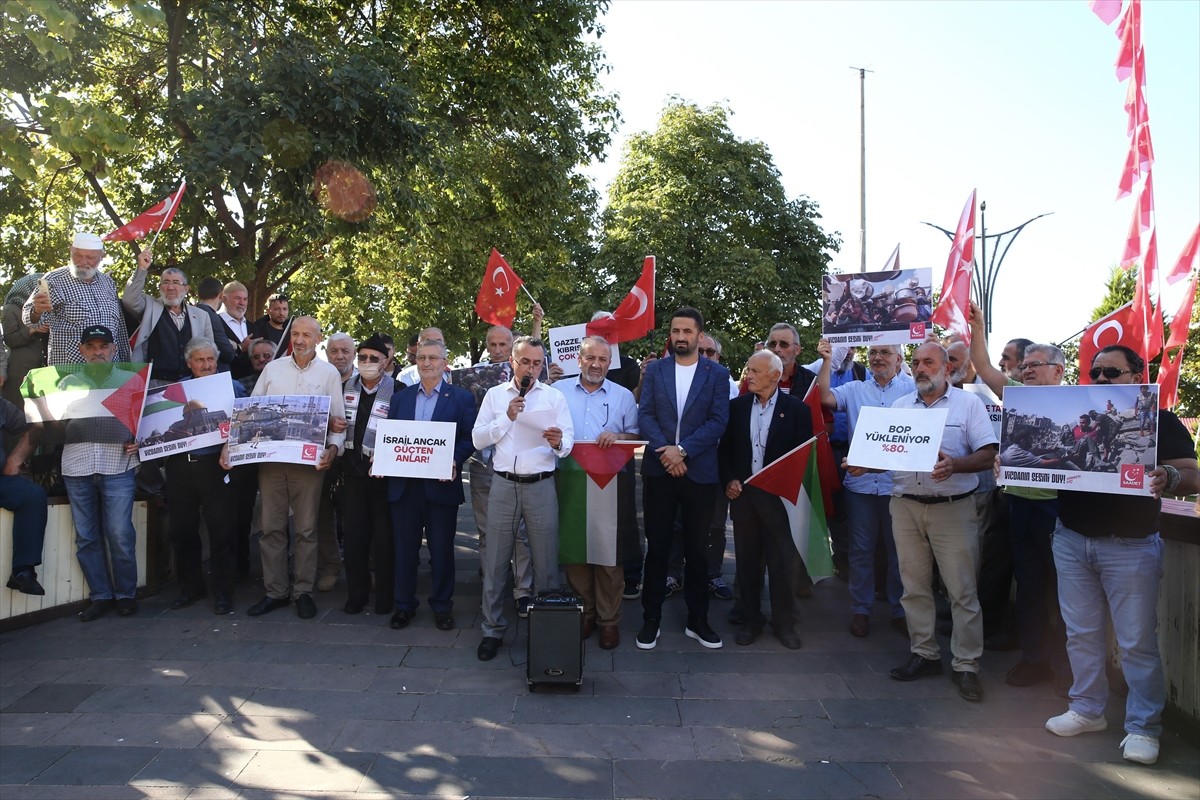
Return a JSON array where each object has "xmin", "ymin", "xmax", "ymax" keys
[
  {"xmin": 230, "ymin": 464, "xmax": 259, "ymax": 577},
  {"xmin": 641, "ymin": 475, "xmax": 717, "ymax": 625},
  {"xmin": 730, "ymin": 485, "xmax": 808, "ymax": 633},
  {"xmin": 338, "ymin": 470, "xmax": 394, "ymax": 612},
  {"xmin": 166, "ymin": 453, "xmax": 235, "ymax": 597}
]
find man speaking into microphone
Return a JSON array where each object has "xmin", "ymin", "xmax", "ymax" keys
[{"xmin": 471, "ymin": 336, "xmax": 574, "ymax": 661}]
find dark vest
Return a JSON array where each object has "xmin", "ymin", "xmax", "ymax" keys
[{"xmin": 149, "ymin": 309, "xmax": 193, "ymax": 382}]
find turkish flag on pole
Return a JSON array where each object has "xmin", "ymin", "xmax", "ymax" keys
[
  {"xmin": 1089, "ymin": 0, "xmax": 1123, "ymax": 26},
  {"xmin": 104, "ymin": 181, "xmax": 187, "ymax": 242},
  {"xmin": 1165, "ymin": 224, "xmax": 1199, "ymax": 284},
  {"xmin": 930, "ymin": 190, "xmax": 977, "ymax": 344},
  {"xmin": 1157, "ymin": 273, "xmax": 1195, "ymax": 409},
  {"xmin": 586, "ymin": 256, "xmax": 655, "ymax": 343},
  {"xmin": 474, "ymin": 249, "xmax": 525, "ymax": 328},
  {"xmin": 1078, "ymin": 302, "xmax": 1139, "ymax": 384}
]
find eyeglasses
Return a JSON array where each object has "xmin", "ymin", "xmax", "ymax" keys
[
  {"xmin": 357, "ymin": 354, "xmax": 383, "ymax": 363},
  {"xmin": 516, "ymin": 358, "xmax": 544, "ymax": 369},
  {"xmin": 1017, "ymin": 361, "xmax": 1055, "ymax": 371},
  {"xmin": 159, "ymin": 279, "xmax": 186, "ymax": 286},
  {"xmin": 766, "ymin": 340, "xmax": 794, "ymax": 349},
  {"xmin": 699, "ymin": 348, "xmax": 719, "ymax": 357},
  {"xmin": 1089, "ymin": 366, "xmax": 1133, "ymax": 381}
]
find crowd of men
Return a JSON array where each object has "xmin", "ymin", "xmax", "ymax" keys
[{"xmin": 1, "ymin": 233, "xmax": 1196, "ymax": 768}]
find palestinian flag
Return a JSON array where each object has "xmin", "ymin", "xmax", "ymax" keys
[
  {"xmin": 21, "ymin": 362, "xmax": 152, "ymax": 436},
  {"xmin": 800, "ymin": 380, "xmax": 841, "ymax": 517},
  {"xmin": 745, "ymin": 436, "xmax": 834, "ymax": 581},
  {"xmin": 557, "ymin": 441, "xmax": 645, "ymax": 566}
]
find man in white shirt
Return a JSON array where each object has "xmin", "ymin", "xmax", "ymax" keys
[{"xmin": 471, "ymin": 336, "xmax": 574, "ymax": 661}]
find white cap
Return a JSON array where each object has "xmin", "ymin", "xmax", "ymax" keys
[{"xmin": 72, "ymin": 232, "xmax": 105, "ymax": 250}]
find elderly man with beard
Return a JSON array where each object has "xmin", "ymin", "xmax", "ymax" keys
[
  {"xmin": 223, "ymin": 316, "xmax": 346, "ymax": 620},
  {"xmin": 848, "ymin": 342, "xmax": 997, "ymax": 701},
  {"xmin": 337, "ymin": 333, "xmax": 397, "ymax": 614},
  {"xmin": 164, "ymin": 337, "xmax": 247, "ymax": 615},
  {"xmin": 554, "ymin": 335, "xmax": 640, "ymax": 650},
  {"xmin": 123, "ymin": 262, "xmax": 215, "ymax": 385},
  {"xmin": 1044, "ymin": 345, "xmax": 1199, "ymax": 766},
  {"xmin": 218, "ymin": 281, "xmax": 259, "ymax": 380},
  {"xmin": 23, "ymin": 233, "xmax": 139, "ymax": 365}
]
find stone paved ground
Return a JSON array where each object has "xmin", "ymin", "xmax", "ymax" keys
[{"xmin": 2, "ymin": 501, "xmax": 1197, "ymax": 799}]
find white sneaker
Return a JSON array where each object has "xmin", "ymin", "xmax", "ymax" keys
[
  {"xmin": 1045, "ymin": 709, "xmax": 1108, "ymax": 737},
  {"xmin": 1120, "ymin": 733, "xmax": 1159, "ymax": 765}
]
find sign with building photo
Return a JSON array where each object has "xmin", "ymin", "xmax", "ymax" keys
[
  {"xmin": 821, "ymin": 267, "xmax": 934, "ymax": 346},
  {"xmin": 998, "ymin": 384, "xmax": 1158, "ymax": 496},
  {"xmin": 227, "ymin": 394, "xmax": 329, "ymax": 466},
  {"xmin": 136, "ymin": 373, "xmax": 236, "ymax": 461}
]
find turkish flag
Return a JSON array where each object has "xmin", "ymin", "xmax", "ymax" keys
[
  {"xmin": 586, "ymin": 256, "xmax": 655, "ymax": 343},
  {"xmin": 475, "ymin": 249, "xmax": 525, "ymax": 328},
  {"xmin": 104, "ymin": 181, "xmax": 187, "ymax": 242},
  {"xmin": 930, "ymin": 190, "xmax": 976, "ymax": 344},
  {"xmin": 1157, "ymin": 273, "xmax": 1196, "ymax": 409},
  {"xmin": 1079, "ymin": 302, "xmax": 1139, "ymax": 384},
  {"xmin": 1165, "ymin": 224, "xmax": 1198, "ymax": 284}
]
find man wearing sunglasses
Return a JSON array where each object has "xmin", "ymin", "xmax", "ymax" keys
[{"xmin": 1045, "ymin": 345, "xmax": 1198, "ymax": 766}]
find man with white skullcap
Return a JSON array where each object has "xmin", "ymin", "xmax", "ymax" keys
[{"xmin": 23, "ymin": 232, "xmax": 148, "ymax": 365}]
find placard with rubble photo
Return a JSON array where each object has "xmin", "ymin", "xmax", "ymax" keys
[
  {"xmin": 227, "ymin": 394, "xmax": 330, "ymax": 467},
  {"xmin": 450, "ymin": 363, "xmax": 510, "ymax": 411},
  {"xmin": 821, "ymin": 267, "xmax": 934, "ymax": 346},
  {"xmin": 998, "ymin": 384, "xmax": 1158, "ymax": 496},
  {"xmin": 136, "ymin": 372, "xmax": 236, "ymax": 461}
]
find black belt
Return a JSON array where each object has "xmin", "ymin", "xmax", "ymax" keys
[
  {"xmin": 494, "ymin": 469, "xmax": 555, "ymax": 484},
  {"xmin": 185, "ymin": 453, "xmax": 220, "ymax": 463},
  {"xmin": 900, "ymin": 492, "xmax": 973, "ymax": 505}
]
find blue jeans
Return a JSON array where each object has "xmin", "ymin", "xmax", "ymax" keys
[
  {"xmin": 1053, "ymin": 523, "xmax": 1164, "ymax": 736},
  {"xmin": 0, "ymin": 474, "xmax": 48, "ymax": 568},
  {"xmin": 64, "ymin": 470, "xmax": 139, "ymax": 601},
  {"xmin": 845, "ymin": 490, "xmax": 904, "ymax": 618}
]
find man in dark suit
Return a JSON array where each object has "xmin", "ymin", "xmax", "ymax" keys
[
  {"xmin": 719, "ymin": 350, "xmax": 815, "ymax": 649},
  {"xmin": 637, "ymin": 307, "xmax": 730, "ymax": 650},
  {"xmin": 387, "ymin": 338, "xmax": 478, "ymax": 631}
]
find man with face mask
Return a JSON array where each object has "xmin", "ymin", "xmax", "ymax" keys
[
  {"xmin": 123, "ymin": 263, "xmax": 215, "ymax": 385},
  {"xmin": 23, "ymin": 232, "xmax": 139, "ymax": 365}
]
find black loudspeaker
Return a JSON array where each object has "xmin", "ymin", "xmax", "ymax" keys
[{"xmin": 526, "ymin": 592, "xmax": 584, "ymax": 692}]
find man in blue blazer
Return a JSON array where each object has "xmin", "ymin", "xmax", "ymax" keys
[
  {"xmin": 637, "ymin": 307, "xmax": 730, "ymax": 650},
  {"xmin": 719, "ymin": 350, "xmax": 815, "ymax": 649},
  {"xmin": 387, "ymin": 339, "xmax": 478, "ymax": 631}
]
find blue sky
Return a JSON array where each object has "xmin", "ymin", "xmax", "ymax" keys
[{"xmin": 584, "ymin": 0, "xmax": 1199, "ymax": 362}]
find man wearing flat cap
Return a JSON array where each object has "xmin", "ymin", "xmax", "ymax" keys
[{"xmin": 23, "ymin": 232, "xmax": 144, "ymax": 365}]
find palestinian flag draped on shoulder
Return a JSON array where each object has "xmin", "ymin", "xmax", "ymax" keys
[
  {"xmin": 744, "ymin": 436, "xmax": 835, "ymax": 582},
  {"xmin": 557, "ymin": 440, "xmax": 646, "ymax": 567},
  {"xmin": 21, "ymin": 362, "xmax": 152, "ymax": 437}
]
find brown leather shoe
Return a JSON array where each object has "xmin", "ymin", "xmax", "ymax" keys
[
  {"xmin": 582, "ymin": 617, "xmax": 596, "ymax": 640},
  {"xmin": 599, "ymin": 624, "xmax": 620, "ymax": 649},
  {"xmin": 849, "ymin": 614, "xmax": 870, "ymax": 637}
]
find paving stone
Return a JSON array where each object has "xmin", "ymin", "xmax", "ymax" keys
[
  {"xmin": 678, "ymin": 698, "xmax": 829, "ymax": 729},
  {"xmin": 0, "ymin": 712, "xmax": 82, "ymax": 745},
  {"xmin": 251, "ymin": 640, "xmax": 407, "ymax": 667},
  {"xmin": 413, "ymin": 692, "xmax": 515, "ymax": 724},
  {"xmin": 613, "ymin": 757, "xmax": 825, "ymax": 799},
  {"xmin": 820, "ymin": 696, "xmax": 989, "ymax": 728},
  {"xmin": 0, "ymin": 658, "xmax": 76, "ymax": 686},
  {"xmin": 29, "ymin": 744, "xmax": 161, "ymax": 786},
  {"xmin": 588, "ymin": 670, "xmax": 682, "ymax": 698},
  {"xmin": 2, "ymin": 683, "xmax": 104, "ymax": 713},
  {"xmin": 489, "ymin": 722, "xmax": 698, "ymax": 760},
  {"xmin": 127, "ymin": 747, "xmax": 254, "ymax": 789},
  {"xmin": 680, "ymin": 671, "xmax": 853, "ymax": 700},
  {"xmin": 0, "ymin": 683, "xmax": 34, "ymax": 709},
  {"xmin": 515, "ymin": 694, "xmax": 680, "ymax": 726},
  {"xmin": 49, "ymin": 659, "xmax": 207, "ymax": 686},
  {"xmin": 161, "ymin": 639, "xmax": 266, "ymax": 663},
  {"xmin": 889, "ymin": 760, "xmax": 1119, "ymax": 799},
  {"xmin": 0, "ymin": 744, "xmax": 73, "ymax": 783},
  {"xmin": 43, "ymin": 712, "xmax": 222, "ymax": 748},
  {"xmin": 234, "ymin": 750, "xmax": 374, "ymax": 792},
  {"xmin": 435, "ymin": 667, "xmax": 531, "ymax": 695},
  {"xmin": 201, "ymin": 714, "xmax": 346, "ymax": 751},
  {"xmin": 185, "ymin": 661, "xmax": 378, "ymax": 691},
  {"xmin": 365, "ymin": 666, "xmax": 445, "ymax": 694},
  {"xmin": 331, "ymin": 719, "xmax": 495, "ymax": 754},
  {"xmin": 74, "ymin": 685, "xmax": 251, "ymax": 716},
  {"xmin": 239, "ymin": 687, "xmax": 421, "ymax": 721},
  {"xmin": 362, "ymin": 753, "xmax": 612, "ymax": 798}
]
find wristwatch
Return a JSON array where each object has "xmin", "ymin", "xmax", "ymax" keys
[{"xmin": 677, "ymin": 445, "xmax": 688, "ymax": 460}]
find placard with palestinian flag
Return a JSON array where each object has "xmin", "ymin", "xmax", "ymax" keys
[
  {"xmin": 21, "ymin": 362, "xmax": 152, "ymax": 437},
  {"xmin": 135, "ymin": 373, "xmax": 236, "ymax": 461},
  {"xmin": 557, "ymin": 441, "xmax": 646, "ymax": 567},
  {"xmin": 744, "ymin": 436, "xmax": 835, "ymax": 582}
]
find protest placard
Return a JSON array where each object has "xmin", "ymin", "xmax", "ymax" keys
[
  {"xmin": 136, "ymin": 372, "xmax": 235, "ymax": 461},
  {"xmin": 227, "ymin": 395, "xmax": 329, "ymax": 467},
  {"xmin": 369, "ymin": 419, "xmax": 457, "ymax": 479},
  {"xmin": 547, "ymin": 323, "xmax": 621, "ymax": 378},
  {"xmin": 998, "ymin": 384, "xmax": 1157, "ymax": 496},
  {"xmin": 962, "ymin": 383, "xmax": 1002, "ymax": 441},
  {"xmin": 822, "ymin": 267, "xmax": 934, "ymax": 346},
  {"xmin": 846, "ymin": 405, "xmax": 947, "ymax": 472}
]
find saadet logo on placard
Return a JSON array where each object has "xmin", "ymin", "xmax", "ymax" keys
[
  {"xmin": 1120, "ymin": 464, "xmax": 1145, "ymax": 489},
  {"xmin": 909, "ymin": 322, "xmax": 926, "ymax": 339},
  {"xmin": 302, "ymin": 443, "xmax": 318, "ymax": 461}
]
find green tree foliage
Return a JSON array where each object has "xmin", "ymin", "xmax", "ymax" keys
[
  {"xmin": 589, "ymin": 101, "xmax": 840, "ymax": 368},
  {"xmin": 1, "ymin": 0, "xmax": 616, "ymax": 359}
]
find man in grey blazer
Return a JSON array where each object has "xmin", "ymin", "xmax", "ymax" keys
[{"xmin": 123, "ymin": 259, "xmax": 214, "ymax": 385}]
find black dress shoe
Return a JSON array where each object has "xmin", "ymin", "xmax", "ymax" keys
[
  {"xmin": 390, "ymin": 609, "xmax": 415, "ymax": 629},
  {"xmin": 953, "ymin": 670, "xmax": 985, "ymax": 702},
  {"xmin": 775, "ymin": 629, "xmax": 803, "ymax": 650},
  {"xmin": 295, "ymin": 593, "xmax": 317, "ymax": 619},
  {"xmin": 247, "ymin": 595, "xmax": 290, "ymax": 617},
  {"xmin": 734, "ymin": 626, "xmax": 763, "ymax": 646},
  {"xmin": 477, "ymin": 636, "xmax": 502, "ymax": 661},
  {"xmin": 171, "ymin": 591, "xmax": 207, "ymax": 610},
  {"xmin": 6, "ymin": 570, "xmax": 45, "ymax": 596},
  {"xmin": 213, "ymin": 596, "xmax": 233, "ymax": 615},
  {"xmin": 434, "ymin": 611, "xmax": 455, "ymax": 631},
  {"xmin": 116, "ymin": 598, "xmax": 138, "ymax": 617},
  {"xmin": 344, "ymin": 600, "xmax": 364, "ymax": 615},
  {"xmin": 79, "ymin": 599, "xmax": 112, "ymax": 622},
  {"xmin": 890, "ymin": 653, "xmax": 944, "ymax": 681}
]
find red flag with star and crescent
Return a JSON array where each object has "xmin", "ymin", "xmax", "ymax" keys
[
  {"xmin": 104, "ymin": 181, "xmax": 187, "ymax": 242},
  {"xmin": 587, "ymin": 256, "xmax": 656, "ymax": 344},
  {"xmin": 475, "ymin": 249, "xmax": 525, "ymax": 328},
  {"xmin": 1078, "ymin": 302, "xmax": 1140, "ymax": 384},
  {"xmin": 930, "ymin": 190, "xmax": 977, "ymax": 344}
]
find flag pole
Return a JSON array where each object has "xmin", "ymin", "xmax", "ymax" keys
[
  {"xmin": 520, "ymin": 284, "xmax": 539, "ymax": 308},
  {"xmin": 146, "ymin": 178, "xmax": 186, "ymax": 255}
]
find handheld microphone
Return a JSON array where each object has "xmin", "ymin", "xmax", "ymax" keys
[{"xmin": 518, "ymin": 375, "xmax": 532, "ymax": 397}]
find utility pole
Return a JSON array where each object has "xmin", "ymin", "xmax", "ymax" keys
[{"xmin": 850, "ymin": 66, "xmax": 872, "ymax": 272}]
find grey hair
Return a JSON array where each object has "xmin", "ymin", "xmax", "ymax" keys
[
  {"xmin": 325, "ymin": 331, "xmax": 354, "ymax": 348},
  {"xmin": 580, "ymin": 335, "xmax": 612, "ymax": 353},
  {"xmin": 1023, "ymin": 343, "xmax": 1066, "ymax": 366},
  {"xmin": 417, "ymin": 338, "xmax": 448, "ymax": 359},
  {"xmin": 749, "ymin": 349, "xmax": 783, "ymax": 374},
  {"xmin": 161, "ymin": 267, "xmax": 188, "ymax": 285},
  {"xmin": 768, "ymin": 322, "xmax": 800, "ymax": 343},
  {"xmin": 512, "ymin": 335, "xmax": 545, "ymax": 354},
  {"xmin": 702, "ymin": 333, "xmax": 722, "ymax": 355},
  {"xmin": 184, "ymin": 336, "xmax": 218, "ymax": 360}
]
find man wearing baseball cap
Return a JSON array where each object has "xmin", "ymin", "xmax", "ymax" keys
[{"xmin": 23, "ymin": 232, "xmax": 146, "ymax": 365}]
